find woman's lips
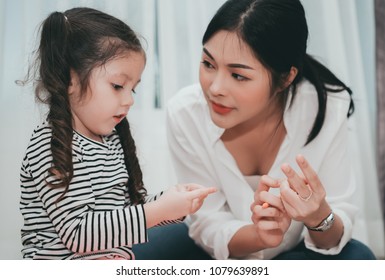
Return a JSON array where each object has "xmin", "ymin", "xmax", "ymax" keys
[{"xmin": 211, "ymin": 101, "xmax": 233, "ymax": 115}]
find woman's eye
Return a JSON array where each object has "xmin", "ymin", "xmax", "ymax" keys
[
  {"xmin": 232, "ymin": 73, "xmax": 248, "ymax": 81},
  {"xmin": 112, "ymin": 83, "xmax": 124, "ymax": 90},
  {"xmin": 201, "ymin": 60, "xmax": 214, "ymax": 69}
]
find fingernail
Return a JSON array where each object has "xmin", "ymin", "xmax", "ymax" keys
[
  {"xmin": 282, "ymin": 164, "xmax": 290, "ymax": 173},
  {"xmin": 297, "ymin": 154, "xmax": 305, "ymax": 164},
  {"xmin": 262, "ymin": 202, "xmax": 269, "ymax": 209}
]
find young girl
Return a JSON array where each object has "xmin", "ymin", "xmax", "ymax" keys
[{"xmin": 19, "ymin": 7, "xmax": 216, "ymax": 260}]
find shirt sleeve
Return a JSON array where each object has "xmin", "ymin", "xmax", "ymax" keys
[
  {"xmin": 144, "ymin": 191, "xmax": 185, "ymax": 226},
  {"xmin": 27, "ymin": 165, "xmax": 148, "ymax": 254},
  {"xmin": 303, "ymin": 106, "xmax": 358, "ymax": 254}
]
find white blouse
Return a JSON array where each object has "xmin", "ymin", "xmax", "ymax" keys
[{"xmin": 166, "ymin": 81, "xmax": 357, "ymax": 259}]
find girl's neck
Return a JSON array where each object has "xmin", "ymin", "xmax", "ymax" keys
[{"xmin": 75, "ymin": 129, "xmax": 104, "ymax": 143}]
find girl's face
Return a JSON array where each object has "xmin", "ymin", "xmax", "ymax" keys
[
  {"xmin": 69, "ymin": 51, "xmax": 145, "ymax": 142},
  {"xmin": 199, "ymin": 30, "xmax": 279, "ymax": 130}
]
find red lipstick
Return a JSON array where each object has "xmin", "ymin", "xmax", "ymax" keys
[{"xmin": 211, "ymin": 101, "xmax": 233, "ymax": 115}]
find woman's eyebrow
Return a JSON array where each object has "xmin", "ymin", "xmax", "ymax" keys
[
  {"xmin": 228, "ymin": 63, "xmax": 254, "ymax": 70},
  {"xmin": 203, "ymin": 47, "xmax": 215, "ymax": 60},
  {"xmin": 202, "ymin": 47, "xmax": 254, "ymax": 70}
]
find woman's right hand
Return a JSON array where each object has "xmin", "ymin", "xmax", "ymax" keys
[{"xmin": 250, "ymin": 175, "xmax": 291, "ymax": 248}]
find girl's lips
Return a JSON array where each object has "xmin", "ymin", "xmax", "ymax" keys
[
  {"xmin": 211, "ymin": 101, "xmax": 233, "ymax": 115},
  {"xmin": 113, "ymin": 114, "xmax": 126, "ymax": 123}
]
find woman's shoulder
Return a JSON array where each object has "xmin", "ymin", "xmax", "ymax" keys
[
  {"xmin": 284, "ymin": 80, "xmax": 351, "ymax": 144},
  {"xmin": 296, "ymin": 80, "xmax": 351, "ymax": 109},
  {"xmin": 166, "ymin": 83, "xmax": 206, "ymax": 118},
  {"xmin": 288, "ymin": 80, "xmax": 351, "ymax": 120}
]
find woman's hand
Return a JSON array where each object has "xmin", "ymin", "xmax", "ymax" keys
[
  {"xmin": 280, "ymin": 154, "xmax": 331, "ymax": 228},
  {"xmin": 250, "ymin": 175, "xmax": 291, "ymax": 248}
]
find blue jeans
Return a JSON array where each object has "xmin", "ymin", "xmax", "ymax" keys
[{"xmin": 132, "ymin": 223, "xmax": 376, "ymax": 260}]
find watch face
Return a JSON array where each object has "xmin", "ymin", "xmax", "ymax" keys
[{"xmin": 306, "ymin": 212, "xmax": 335, "ymax": 232}]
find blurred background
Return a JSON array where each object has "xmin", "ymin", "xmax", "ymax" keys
[{"xmin": 0, "ymin": 0, "xmax": 384, "ymax": 259}]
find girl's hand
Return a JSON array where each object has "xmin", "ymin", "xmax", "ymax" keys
[
  {"xmin": 280, "ymin": 154, "xmax": 331, "ymax": 228},
  {"xmin": 250, "ymin": 175, "xmax": 291, "ymax": 248},
  {"xmin": 157, "ymin": 184, "xmax": 217, "ymax": 221}
]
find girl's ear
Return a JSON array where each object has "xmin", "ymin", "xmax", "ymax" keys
[{"xmin": 68, "ymin": 69, "xmax": 80, "ymax": 95}]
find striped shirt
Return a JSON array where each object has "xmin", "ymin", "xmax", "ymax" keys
[{"xmin": 20, "ymin": 122, "xmax": 174, "ymax": 260}]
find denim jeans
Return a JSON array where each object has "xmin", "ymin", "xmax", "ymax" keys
[{"xmin": 132, "ymin": 223, "xmax": 376, "ymax": 260}]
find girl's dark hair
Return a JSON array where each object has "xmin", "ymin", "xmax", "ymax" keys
[
  {"xmin": 203, "ymin": 0, "xmax": 354, "ymax": 144},
  {"xmin": 32, "ymin": 7, "xmax": 146, "ymax": 204}
]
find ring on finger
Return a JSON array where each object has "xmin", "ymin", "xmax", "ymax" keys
[{"xmin": 298, "ymin": 185, "xmax": 313, "ymax": 202}]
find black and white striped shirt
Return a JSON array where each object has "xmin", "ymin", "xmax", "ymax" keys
[{"xmin": 20, "ymin": 122, "xmax": 173, "ymax": 260}]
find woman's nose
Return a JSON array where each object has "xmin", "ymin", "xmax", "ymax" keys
[{"xmin": 209, "ymin": 72, "xmax": 227, "ymax": 97}]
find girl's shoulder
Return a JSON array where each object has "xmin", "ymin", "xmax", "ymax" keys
[
  {"xmin": 27, "ymin": 121, "xmax": 52, "ymax": 146},
  {"xmin": 23, "ymin": 121, "xmax": 53, "ymax": 164}
]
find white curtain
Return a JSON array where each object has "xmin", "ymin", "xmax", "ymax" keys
[
  {"xmin": 1, "ymin": 0, "xmax": 383, "ymax": 259},
  {"xmin": 302, "ymin": 0, "xmax": 384, "ymax": 258}
]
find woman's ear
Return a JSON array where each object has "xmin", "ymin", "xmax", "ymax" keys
[
  {"xmin": 283, "ymin": 66, "xmax": 298, "ymax": 89},
  {"xmin": 68, "ymin": 69, "xmax": 80, "ymax": 95}
]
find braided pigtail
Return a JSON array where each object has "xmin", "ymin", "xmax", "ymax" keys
[
  {"xmin": 115, "ymin": 118, "xmax": 147, "ymax": 205},
  {"xmin": 36, "ymin": 12, "xmax": 73, "ymax": 199}
]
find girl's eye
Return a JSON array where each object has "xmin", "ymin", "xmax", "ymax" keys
[
  {"xmin": 232, "ymin": 73, "xmax": 248, "ymax": 81},
  {"xmin": 132, "ymin": 89, "xmax": 136, "ymax": 94},
  {"xmin": 112, "ymin": 83, "xmax": 124, "ymax": 90},
  {"xmin": 201, "ymin": 60, "xmax": 214, "ymax": 69}
]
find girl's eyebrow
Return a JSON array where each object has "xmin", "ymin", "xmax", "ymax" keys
[
  {"xmin": 202, "ymin": 47, "xmax": 255, "ymax": 70},
  {"xmin": 110, "ymin": 73, "xmax": 141, "ymax": 83}
]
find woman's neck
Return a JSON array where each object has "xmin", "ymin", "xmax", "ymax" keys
[{"xmin": 221, "ymin": 104, "xmax": 286, "ymax": 176}]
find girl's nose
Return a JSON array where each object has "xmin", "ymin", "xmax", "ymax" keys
[{"xmin": 122, "ymin": 90, "xmax": 134, "ymax": 107}]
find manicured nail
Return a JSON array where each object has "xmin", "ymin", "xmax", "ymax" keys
[
  {"xmin": 262, "ymin": 202, "xmax": 269, "ymax": 209},
  {"xmin": 297, "ymin": 154, "xmax": 305, "ymax": 164}
]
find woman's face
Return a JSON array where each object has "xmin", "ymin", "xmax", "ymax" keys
[{"xmin": 199, "ymin": 30, "xmax": 278, "ymax": 130}]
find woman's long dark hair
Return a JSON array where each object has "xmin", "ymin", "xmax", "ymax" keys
[
  {"xmin": 203, "ymin": 0, "xmax": 354, "ymax": 145},
  {"xmin": 31, "ymin": 7, "xmax": 146, "ymax": 204}
]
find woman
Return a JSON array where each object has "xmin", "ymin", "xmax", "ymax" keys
[{"xmin": 133, "ymin": 0, "xmax": 375, "ymax": 260}]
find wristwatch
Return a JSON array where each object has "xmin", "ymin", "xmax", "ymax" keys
[{"xmin": 306, "ymin": 211, "xmax": 335, "ymax": 232}]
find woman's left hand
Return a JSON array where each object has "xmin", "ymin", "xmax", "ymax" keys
[{"xmin": 280, "ymin": 154, "xmax": 331, "ymax": 228}]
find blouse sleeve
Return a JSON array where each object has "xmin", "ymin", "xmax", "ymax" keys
[{"xmin": 303, "ymin": 104, "xmax": 358, "ymax": 254}]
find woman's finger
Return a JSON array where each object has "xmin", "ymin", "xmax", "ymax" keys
[
  {"xmin": 259, "ymin": 190, "xmax": 284, "ymax": 212},
  {"xmin": 254, "ymin": 175, "xmax": 280, "ymax": 203},
  {"xmin": 295, "ymin": 154, "xmax": 322, "ymax": 193},
  {"xmin": 279, "ymin": 180, "xmax": 301, "ymax": 212},
  {"xmin": 281, "ymin": 163, "xmax": 312, "ymax": 200}
]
